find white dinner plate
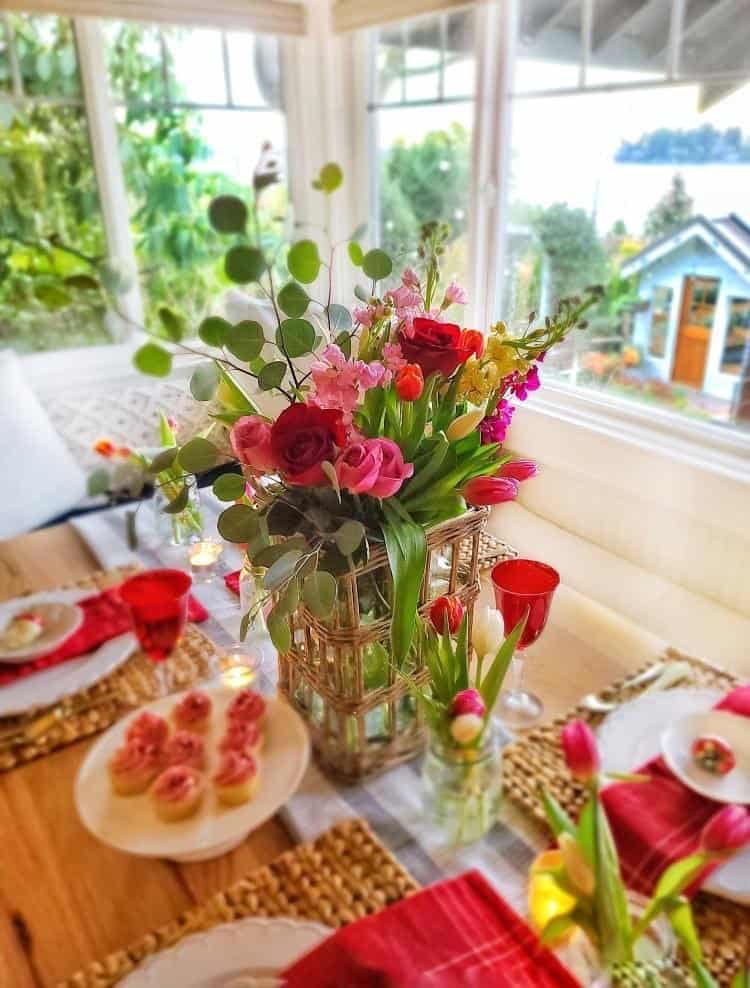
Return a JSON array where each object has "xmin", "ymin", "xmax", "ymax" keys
[
  {"xmin": 662, "ymin": 710, "xmax": 750, "ymax": 805},
  {"xmin": 0, "ymin": 599, "xmax": 83, "ymax": 662},
  {"xmin": 0, "ymin": 590, "xmax": 137, "ymax": 718},
  {"xmin": 597, "ymin": 688, "xmax": 749, "ymax": 906},
  {"xmin": 75, "ymin": 685, "xmax": 310, "ymax": 862},
  {"xmin": 119, "ymin": 916, "xmax": 330, "ymax": 988}
]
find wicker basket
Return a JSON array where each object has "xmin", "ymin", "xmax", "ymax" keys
[{"xmin": 275, "ymin": 507, "xmax": 489, "ymax": 781}]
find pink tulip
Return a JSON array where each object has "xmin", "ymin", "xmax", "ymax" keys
[
  {"xmin": 463, "ymin": 476, "xmax": 519, "ymax": 507},
  {"xmin": 230, "ymin": 415, "xmax": 277, "ymax": 472},
  {"xmin": 561, "ymin": 720, "xmax": 600, "ymax": 782},
  {"xmin": 498, "ymin": 459, "xmax": 538, "ymax": 482},
  {"xmin": 451, "ymin": 688, "xmax": 486, "ymax": 719},
  {"xmin": 700, "ymin": 805, "xmax": 750, "ymax": 858}
]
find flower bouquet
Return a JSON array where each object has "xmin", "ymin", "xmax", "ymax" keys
[
  {"xmin": 530, "ymin": 719, "xmax": 750, "ymax": 987},
  {"xmin": 130, "ymin": 163, "xmax": 599, "ymax": 775}
]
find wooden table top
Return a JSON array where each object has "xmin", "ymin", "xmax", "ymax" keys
[{"xmin": 0, "ymin": 523, "xmax": 746, "ymax": 986}]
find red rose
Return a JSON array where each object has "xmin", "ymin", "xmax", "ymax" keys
[
  {"xmin": 270, "ymin": 403, "xmax": 347, "ymax": 486},
  {"xmin": 399, "ymin": 318, "xmax": 474, "ymax": 378}
]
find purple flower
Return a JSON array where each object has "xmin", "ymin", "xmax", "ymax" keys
[{"xmin": 479, "ymin": 401, "xmax": 515, "ymax": 444}]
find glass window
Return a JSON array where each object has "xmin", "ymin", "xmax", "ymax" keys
[
  {"xmin": 369, "ymin": 10, "xmax": 476, "ymax": 288},
  {"xmin": 721, "ymin": 298, "xmax": 750, "ymax": 375},
  {"xmin": 686, "ymin": 277, "xmax": 719, "ymax": 328},
  {"xmin": 649, "ymin": 286, "xmax": 673, "ymax": 358}
]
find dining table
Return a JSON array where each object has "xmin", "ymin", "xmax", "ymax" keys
[{"xmin": 0, "ymin": 520, "xmax": 747, "ymax": 987}]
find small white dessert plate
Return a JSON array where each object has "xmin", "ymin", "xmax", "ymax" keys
[
  {"xmin": 119, "ymin": 916, "xmax": 330, "ymax": 988},
  {"xmin": 661, "ymin": 710, "xmax": 750, "ymax": 805},
  {"xmin": 75, "ymin": 685, "xmax": 310, "ymax": 862},
  {"xmin": 0, "ymin": 597, "xmax": 83, "ymax": 662}
]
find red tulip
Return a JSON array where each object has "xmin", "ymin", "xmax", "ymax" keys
[
  {"xmin": 498, "ymin": 459, "xmax": 538, "ymax": 482},
  {"xmin": 395, "ymin": 363, "xmax": 424, "ymax": 402},
  {"xmin": 463, "ymin": 476, "xmax": 519, "ymax": 506},
  {"xmin": 451, "ymin": 688, "xmax": 486, "ymax": 718},
  {"xmin": 700, "ymin": 805, "xmax": 750, "ymax": 858},
  {"xmin": 561, "ymin": 720, "xmax": 600, "ymax": 782},
  {"xmin": 429, "ymin": 595, "xmax": 465, "ymax": 635}
]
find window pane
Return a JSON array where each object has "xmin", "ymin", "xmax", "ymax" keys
[
  {"xmin": 163, "ymin": 26, "xmax": 226, "ymax": 105},
  {"xmin": 503, "ymin": 76, "xmax": 750, "ymax": 432},
  {"xmin": 516, "ymin": 0, "xmax": 581, "ymax": 93},
  {"xmin": 226, "ymin": 33, "xmax": 281, "ymax": 108},
  {"xmin": 680, "ymin": 0, "xmax": 750, "ymax": 80},
  {"xmin": 371, "ymin": 11, "xmax": 476, "ymax": 288},
  {"xmin": 11, "ymin": 14, "xmax": 81, "ymax": 99},
  {"xmin": 103, "ymin": 23, "xmax": 169, "ymax": 104}
]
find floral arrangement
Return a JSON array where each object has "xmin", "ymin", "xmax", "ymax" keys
[
  {"xmin": 130, "ymin": 163, "xmax": 599, "ymax": 661},
  {"xmin": 532, "ymin": 719, "xmax": 750, "ymax": 987}
]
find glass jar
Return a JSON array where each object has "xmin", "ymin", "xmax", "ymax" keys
[
  {"xmin": 152, "ymin": 476, "xmax": 203, "ymax": 546},
  {"xmin": 238, "ymin": 555, "xmax": 268, "ymax": 640},
  {"xmin": 421, "ymin": 720, "xmax": 503, "ymax": 845}
]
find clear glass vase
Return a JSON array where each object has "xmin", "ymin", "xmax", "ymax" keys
[
  {"xmin": 238, "ymin": 556, "xmax": 268, "ymax": 641},
  {"xmin": 152, "ymin": 477, "xmax": 203, "ymax": 547},
  {"xmin": 421, "ymin": 720, "xmax": 503, "ymax": 845}
]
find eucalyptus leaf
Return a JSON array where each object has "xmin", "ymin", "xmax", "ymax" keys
[
  {"xmin": 362, "ymin": 248, "xmax": 392, "ymax": 281},
  {"xmin": 349, "ymin": 222, "xmax": 368, "ymax": 241},
  {"xmin": 225, "ymin": 245, "xmax": 266, "ymax": 283},
  {"xmin": 209, "ymin": 194, "xmax": 248, "ymax": 233},
  {"xmin": 267, "ymin": 606, "xmax": 291, "ymax": 653},
  {"xmin": 253, "ymin": 537, "xmax": 308, "ymax": 569},
  {"xmin": 147, "ymin": 447, "xmax": 178, "ymax": 474},
  {"xmin": 162, "ymin": 485, "xmax": 189, "ymax": 514},
  {"xmin": 263, "ymin": 550, "xmax": 303, "ymax": 591},
  {"xmin": 158, "ymin": 305, "xmax": 184, "ymax": 342},
  {"xmin": 335, "ymin": 331, "xmax": 352, "ymax": 358},
  {"xmin": 87, "ymin": 468, "xmax": 110, "ymax": 497},
  {"xmin": 287, "ymin": 240, "xmax": 320, "ymax": 284},
  {"xmin": 354, "ymin": 283, "xmax": 370, "ymax": 303},
  {"xmin": 312, "ymin": 162, "xmax": 343, "ymax": 193},
  {"xmin": 258, "ymin": 360, "xmax": 286, "ymax": 391},
  {"xmin": 334, "ymin": 520, "xmax": 365, "ymax": 556},
  {"xmin": 217, "ymin": 503, "xmax": 259, "ymax": 543},
  {"xmin": 328, "ymin": 303, "xmax": 352, "ymax": 333},
  {"xmin": 277, "ymin": 281, "xmax": 310, "ymax": 318},
  {"xmin": 134, "ymin": 343, "xmax": 172, "ymax": 377},
  {"xmin": 274, "ymin": 579, "xmax": 300, "ymax": 617},
  {"xmin": 199, "ymin": 316, "xmax": 230, "ymax": 347},
  {"xmin": 276, "ymin": 318, "xmax": 315, "ymax": 358},
  {"xmin": 347, "ymin": 242, "xmax": 363, "ymax": 266},
  {"xmin": 213, "ymin": 472, "xmax": 246, "ymax": 501},
  {"xmin": 190, "ymin": 361, "xmax": 219, "ymax": 401},
  {"xmin": 225, "ymin": 320, "xmax": 265, "ymax": 361},
  {"xmin": 302, "ymin": 571, "xmax": 337, "ymax": 619},
  {"xmin": 177, "ymin": 437, "xmax": 219, "ymax": 474}
]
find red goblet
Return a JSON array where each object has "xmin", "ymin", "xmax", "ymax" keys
[
  {"xmin": 491, "ymin": 558, "xmax": 559, "ymax": 728},
  {"xmin": 120, "ymin": 569, "xmax": 192, "ymax": 694}
]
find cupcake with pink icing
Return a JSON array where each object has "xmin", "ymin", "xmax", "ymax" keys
[
  {"xmin": 219, "ymin": 720, "xmax": 263, "ymax": 759},
  {"xmin": 163, "ymin": 731, "xmax": 206, "ymax": 772},
  {"xmin": 125, "ymin": 711, "xmax": 169, "ymax": 752},
  {"xmin": 108, "ymin": 739, "xmax": 162, "ymax": 796},
  {"xmin": 226, "ymin": 689, "xmax": 266, "ymax": 728},
  {"xmin": 213, "ymin": 750, "xmax": 258, "ymax": 806},
  {"xmin": 152, "ymin": 765, "xmax": 205, "ymax": 822},
  {"xmin": 172, "ymin": 691, "xmax": 212, "ymax": 733}
]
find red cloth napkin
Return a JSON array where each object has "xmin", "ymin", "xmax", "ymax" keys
[
  {"xmin": 281, "ymin": 869, "xmax": 582, "ymax": 988},
  {"xmin": 601, "ymin": 684, "xmax": 750, "ymax": 896},
  {"xmin": 224, "ymin": 570, "xmax": 241, "ymax": 596},
  {"xmin": 0, "ymin": 586, "xmax": 208, "ymax": 686}
]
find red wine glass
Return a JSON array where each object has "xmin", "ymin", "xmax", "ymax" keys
[
  {"xmin": 491, "ymin": 558, "xmax": 560, "ymax": 728},
  {"xmin": 120, "ymin": 569, "xmax": 192, "ymax": 695}
]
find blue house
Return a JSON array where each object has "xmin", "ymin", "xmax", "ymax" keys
[{"xmin": 622, "ymin": 215, "xmax": 750, "ymax": 402}]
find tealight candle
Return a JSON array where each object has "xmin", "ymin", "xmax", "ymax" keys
[
  {"xmin": 220, "ymin": 649, "xmax": 262, "ymax": 688},
  {"xmin": 188, "ymin": 539, "xmax": 224, "ymax": 583}
]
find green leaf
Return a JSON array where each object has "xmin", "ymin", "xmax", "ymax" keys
[
  {"xmin": 225, "ymin": 320, "xmax": 265, "ymax": 361},
  {"xmin": 277, "ymin": 281, "xmax": 310, "ymax": 318},
  {"xmin": 592, "ymin": 791, "xmax": 633, "ymax": 964},
  {"xmin": 158, "ymin": 305, "xmax": 184, "ymax": 342},
  {"xmin": 125, "ymin": 510, "xmax": 138, "ymax": 551},
  {"xmin": 328, "ymin": 304, "xmax": 352, "ymax": 333},
  {"xmin": 540, "ymin": 914, "xmax": 577, "ymax": 947},
  {"xmin": 134, "ymin": 343, "xmax": 172, "ymax": 377},
  {"xmin": 354, "ymin": 283, "xmax": 370, "ymax": 302},
  {"xmin": 287, "ymin": 240, "xmax": 320, "ymax": 284},
  {"xmin": 275, "ymin": 578, "xmax": 300, "ymax": 617},
  {"xmin": 253, "ymin": 537, "xmax": 308, "ymax": 568},
  {"xmin": 276, "ymin": 318, "xmax": 315, "ymax": 358},
  {"xmin": 664, "ymin": 896, "xmax": 703, "ymax": 966},
  {"xmin": 177, "ymin": 437, "xmax": 219, "ymax": 474},
  {"xmin": 209, "ymin": 194, "xmax": 248, "ymax": 233},
  {"xmin": 540, "ymin": 787, "xmax": 577, "ymax": 839},
  {"xmin": 302, "ymin": 571, "xmax": 337, "ymax": 619},
  {"xmin": 147, "ymin": 447, "xmax": 178, "ymax": 474},
  {"xmin": 64, "ymin": 273, "xmax": 99, "ymax": 291},
  {"xmin": 213, "ymin": 472, "xmax": 246, "ymax": 501},
  {"xmin": 162, "ymin": 484, "xmax": 189, "ymax": 514},
  {"xmin": 190, "ymin": 361, "xmax": 219, "ymax": 401},
  {"xmin": 34, "ymin": 283, "xmax": 72, "ymax": 309},
  {"xmin": 478, "ymin": 610, "xmax": 527, "ymax": 715},
  {"xmin": 263, "ymin": 550, "xmax": 303, "ymax": 591},
  {"xmin": 312, "ymin": 162, "xmax": 343, "ymax": 193},
  {"xmin": 225, "ymin": 245, "xmax": 266, "ymax": 283},
  {"xmin": 217, "ymin": 503, "xmax": 259, "ymax": 543},
  {"xmin": 159, "ymin": 413, "xmax": 176, "ymax": 446},
  {"xmin": 381, "ymin": 501, "xmax": 427, "ymax": 668},
  {"xmin": 334, "ymin": 520, "xmax": 365, "ymax": 556},
  {"xmin": 258, "ymin": 360, "xmax": 287, "ymax": 390},
  {"xmin": 199, "ymin": 316, "xmax": 230, "ymax": 347},
  {"xmin": 576, "ymin": 797, "xmax": 596, "ymax": 866},
  {"xmin": 653, "ymin": 853, "xmax": 709, "ymax": 903},
  {"xmin": 87, "ymin": 468, "xmax": 110, "ymax": 496},
  {"xmin": 362, "ymin": 248, "xmax": 392, "ymax": 282},
  {"xmin": 731, "ymin": 969, "xmax": 750, "ymax": 988},
  {"xmin": 267, "ymin": 606, "xmax": 291, "ymax": 653},
  {"xmin": 693, "ymin": 963, "xmax": 720, "ymax": 988},
  {"xmin": 349, "ymin": 222, "xmax": 368, "ymax": 241},
  {"xmin": 216, "ymin": 365, "xmax": 258, "ymax": 413},
  {"xmin": 348, "ymin": 242, "xmax": 364, "ymax": 266}
]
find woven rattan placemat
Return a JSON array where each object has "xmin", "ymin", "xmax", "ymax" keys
[
  {"xmin": 503, "ymin": 647, "xmax": 747, "ymax": 987},
  {"xmin": 0, "ymin": 566, "xmax": 218, "ymax": 772},
  {"xmin": 60, "ymin": 817, "xmax": 419, "ymax": 988}
]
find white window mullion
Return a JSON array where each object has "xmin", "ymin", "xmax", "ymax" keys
[{"xmin": 73, "ymin": 17, "xmax": 144, "ymax": 331}]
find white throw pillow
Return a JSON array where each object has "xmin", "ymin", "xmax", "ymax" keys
[{"xmin": 0, "ymin": 351, "xmax": 87, "ymax": 538}]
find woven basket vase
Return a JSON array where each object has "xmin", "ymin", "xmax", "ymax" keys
[{"xmin": 274, "ymin": 506, "xmax": 489, "ymax": 782}]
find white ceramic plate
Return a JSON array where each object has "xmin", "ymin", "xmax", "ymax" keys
[
  {"xmin": 597, "ymin": 688, "xmax": 749, "ymax": 906},
  {"xmin": 0, "ymin": 599, "xmax": 83, "ymax": 662},
  {"xmin": 0, "ymin": 590, "xmax": 137, "ymax": 718},
  {"xmin": 75, "ymin": 685, "xmax": 310, "ymax": 862},
  {"xmin": 662, "ymin": 710, "xmax": 750, "ymax": 805},
  {"xmin": 119, "ymin": 916, "xmax": 330, "ymax": 988}
]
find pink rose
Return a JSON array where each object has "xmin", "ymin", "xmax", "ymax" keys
[
  {"xmin": 230, "ymin": 416, "xmax": 277, "ymax": 472},
  {"xmin": 335, "ymin": 442, "xmax": 384, "ymax": 495},
  {"xmin": 367, "ymin": 438, "xmax": 414, "ymax": 498}
]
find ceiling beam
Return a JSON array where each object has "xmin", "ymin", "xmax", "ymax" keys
[
  {"xmin": 592, "ymin": 0, "xmax": 650, "ymax": 52},
  {"xmin": 522, "ymin": 0, "xmax": 576, "ymax": 39},
  {"xmin": 646, "ymin": 0, "xmax": 735, "ymax": 60},
  {"xmin": 698, "ymin": 79, "xmax": 746, "ymax": 111}
]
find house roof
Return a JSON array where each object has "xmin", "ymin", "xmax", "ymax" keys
[{"xmin": 621, "ymin": 214, "xmax": 750, "ymax": 283}]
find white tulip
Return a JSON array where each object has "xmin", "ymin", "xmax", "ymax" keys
[
  {"xmin": 472, "ymin": 604, "xmax": 505, "ymax": 664},
  {"xmin": 450, "ymin": 713, "xmax": 484, "ymax": 745}
]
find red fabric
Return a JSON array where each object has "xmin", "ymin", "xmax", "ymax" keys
[
  {"xmin": 601, "ymin": 685, "xmax": 750, "ymax": 896},
  {"xmin": 224, "ymin": 570, "xmax": 241, "ymax": 596},
  {"xmin": 281, "ymin": 869, "xmax": 582, "ymax": 988},
  {"xmin": 0, "ymin": 586, "xmax": 208, "ymax": 686}
]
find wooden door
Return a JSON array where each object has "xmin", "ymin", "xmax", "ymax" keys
[{"xmin": 672, "ymin": 276, "xmax": 717, "ymax": 388}]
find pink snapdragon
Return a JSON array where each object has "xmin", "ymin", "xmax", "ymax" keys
[
  {"xmin": 479, "ymin": 401, "xmax": 515, "ymax": 445},
  {"xmin": 309, "ymin": 344, "xmax": 386, "ymax": 414},
  {"xmin": 383, "ymin": 342, "xmax": 407, "ymax": 378},
  {"xmin": 443, "ymin": 281, "xmax": 468, "ymax": 306},
  {"xmin": 353, "ymin": 301, "xmax": 390, "ymax": 329},
  {"xmin": 401, "ymin": 267, "xmax": 420, "ymax": 291},
  {"xmin": 386, "ymin": 285, "xmax": 422, "ymax": 312}
]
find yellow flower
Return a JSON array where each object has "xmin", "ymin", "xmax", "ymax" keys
[
  {"xmin": 528, "ymin": 849, "xmax": 577, "ymax": 943},
  {"xmin": 456, "ymin": 358, "xmax": 501, "ymax": 405},
  {"xmin": 446, "ymin": 409, "xmax": 484, "ymax": 442},
  {"xmin": 484, "ymin": 337, "xmax": 521, "ymax": 378},
  {"xmin": 559, "ymin": 833, "xmax": 596, "ymax": 897}
]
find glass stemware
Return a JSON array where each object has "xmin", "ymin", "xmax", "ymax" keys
[{"xmin": 491, "ymin": 558, "xmax": 560, "ymax": 728}]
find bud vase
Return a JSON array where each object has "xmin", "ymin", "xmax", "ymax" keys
[
  {"xmin": 421, "ymin": 720, "xmax": 503, "ymax": 845},
  {"xmin": 153, "ymin": 477, "xmax": 203, "ymax": 547}
]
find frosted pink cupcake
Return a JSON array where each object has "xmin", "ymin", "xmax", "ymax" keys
[
  {"xmin": 172, "ymin": 691, "xmax": 212, "ymax": 733},
  {"xmin": 108, "ymin": 739, "xmax": 162, "ymax": 796},
  {"xmin": 152, "ymin": 765, "xmax": 205, "ymax": 822},
  {"xmin": 125, "ymin": 711, "xmax": 169, "ymax": 752},
  {"xmin": 213, "ymin": 751, "xmax": 258, "ymax": 806},
  {"xmin": 226, "ymin": 689, "xmax": 266, "ymax": 728},
  {"xmin": 163, "ymin": 731, "xmax": 206, "ymax": 771},
  {"xmin": 219, "ymin": 720, "xmax": 263, "ymax": 759}
]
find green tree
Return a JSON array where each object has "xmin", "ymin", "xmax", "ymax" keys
[
  {"xmin": 644, "ymin": 173, "xmax": 694, "ymax": 241},
  {"xmin": 530, "ymin": 202, "xmax": 607, "ymax": 302}
]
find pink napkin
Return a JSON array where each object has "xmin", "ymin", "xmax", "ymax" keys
[{"xmin": 224, "ymin": 570, "xmax": 241, "ymax": 596}]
